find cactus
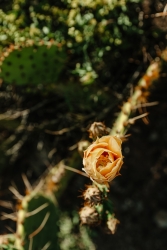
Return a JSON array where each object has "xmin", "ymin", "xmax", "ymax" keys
[
  {"xmin": 0, "ymin": 0, "xmax": 166, "ymax": 249},
  {"xmin": 0, "ymin": 42, "xmax": 67, "ymax": 86},
  {"xmin": 1, "ymin": 177, "xmax": 60, "ymax": 250},
  {"xmin": 110, "ymin": 61, "xmax": 160, "ymax": 136},
  {"xmin": 58, "ymin": 211, "xmax": 96, "ymax": 250},
  {"xmin": 79, "ymin": 58, "xmax": 161, "ymax": 232},
  {"xmin": 0, "ymin": 234, "xmax": 17, "ymax": 250},
  {"xmin": 0, "ymin": 56, "xmax": 163, "ymax": 249},
  {"xmin": 15, "ymin": 193, "xmax": 60, "ymax": 250},
  {"xmin": 0, "ymin": 153, "xmax": 81, "ymax": 249},
  {"xmin": 0, "ymin": 57, "xmax": 163, "ymax": 249}
]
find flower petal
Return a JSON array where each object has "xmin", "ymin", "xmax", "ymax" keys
[
  {"xmin": 105, "ymin": 159, "xmax": 123, "ymax": 180},
  {"xmin": 108, "ymin": 136, "xmax": 122, "ymax": 156},
  {"xmin": 108, "ymin": 151, "xmax": 115, "ymax": 162},
  {"xmin": 98, "ymin": 161, "xmax": 117, "ymax": 176},
  {"xmin": 84, "ymin": 142, "xmax": 108, "ymax": 157},
  {"xmin": 113, "ymin": 136, "xmax": 122, "ymax": 147}
]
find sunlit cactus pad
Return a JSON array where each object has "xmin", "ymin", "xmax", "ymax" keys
[{"xmin": 0, "ymin": 43, "xmax": 67, "ymax": 85}]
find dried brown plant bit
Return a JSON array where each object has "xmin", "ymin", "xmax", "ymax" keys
[
  {"xmin": 83, "ymin": 135, "xmax": 123, "ymax": 186},
  {"xmin": 79, "ymin": 205, "xmax": 99, "ymax": 226},
  {"xmin": 83, "ymin": 185, "xmax": 102, "ymax": 205},
  {"xmin": 107, "ymin": 217, "xmax": 120, "ymax": 234},
  {"xmin": 88, "ymin": 122, "xmax": 108, "ymax": 140}
]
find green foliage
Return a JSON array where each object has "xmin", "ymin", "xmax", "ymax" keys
[{"xmin": 0, "ymin": 0, "xmax": 143, "ymax": 86}]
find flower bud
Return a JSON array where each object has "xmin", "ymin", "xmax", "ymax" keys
[
  {"xmin": 88, "ymin": 122, "xmax": 108, "ymax": 140},
  {"xmin": 107, "ymin": 217, "xmax": 120, "ymax": 234},
  {"xmin": 79, "ymin": 205, "xmax": 99, "ymax": 226},
  {"xmin": 83, "ymin": 185, "xmax": 101, "ymax": 205}
]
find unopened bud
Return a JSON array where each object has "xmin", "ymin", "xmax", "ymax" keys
[
  {"xmin": 107, "ymin": 217, "xmax": 120, "ymax": 234},
  {"xmin": 88, "ymin": 122, "xmax": 108, "ymax": 140},
  {"xmin": 79, "ymin": 205, "xmax": 99, "ymax": 225},
  {"xmin": 83, "ymin": 185, "xmax": 101, "ymax": 205}
]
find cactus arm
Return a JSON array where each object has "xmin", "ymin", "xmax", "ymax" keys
[{"xmin": 110, "ymin": 62, "xmax": 160, "ymax": 136}]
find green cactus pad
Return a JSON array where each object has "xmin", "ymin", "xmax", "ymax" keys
[
  {"xmin": 0, "ymin": 43, "xmax": 67, "ymax": 86},
  {"xmin": 16, "ymin": 193, "xmax": 60, "ymax": 250}
]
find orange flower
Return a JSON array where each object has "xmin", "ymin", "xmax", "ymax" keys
[{"xmin": 83, "ymin": 135, "xmax": 123, "ymax": 186}]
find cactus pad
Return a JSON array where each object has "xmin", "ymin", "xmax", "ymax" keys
[
  {"xmin": 0, "ymin": 43, "xmax": 67, "ymax": 86},
  {"xmin": 15, "ymin": 193, "xmax": 60, "ymax": 250}
]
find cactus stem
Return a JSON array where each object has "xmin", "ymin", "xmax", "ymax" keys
[{"xmin": 110, "ymin": 61, "xmax": 160, "ymax": 136}]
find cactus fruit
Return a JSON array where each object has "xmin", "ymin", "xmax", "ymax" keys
[{"xmin": 0, "ymin": 42, "xmax": 67, "ymax": 86}]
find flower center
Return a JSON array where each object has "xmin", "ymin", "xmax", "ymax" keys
[{"xmin": 96, "ymin": 152, "xmax": 111, "ymax": 171}]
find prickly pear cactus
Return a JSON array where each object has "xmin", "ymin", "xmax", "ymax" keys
[
  {"xmin": 15, "ymin": 192, "xmax": 60, "ymax": 250},
  {"xmin": 0, "ymin": 42, "xmax": 67, "ymax": 85}
]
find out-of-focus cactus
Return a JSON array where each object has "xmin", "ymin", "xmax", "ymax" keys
[
  {"xmin": 0, "ymin": 152, "xmax": 93, "ymax": 249},
  {"xmin": 110, "ymin": 61, "xmax": 160, "ymax": 136},
  {"xmin": 0, "ymin": 151, "xmax": 80, "ymax": 248},
  {"xmin": 1, "ymin": 170, "xmax": 61, "ymax": 249},
  {"xmin": 15, "ymin": 192, "xmax": 60, "ymax": 250},
  {"xmin": 0, "ymin": 234, "xmax": 17, "ymax": 250},
  {"xmin": 0, "ymin": 41, "xmax": 67, "ymax": 85},
  {"xmin": 58, "ymin": 211, "xmax": 96, "ymax": 250}
]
